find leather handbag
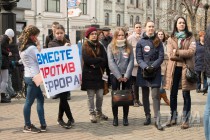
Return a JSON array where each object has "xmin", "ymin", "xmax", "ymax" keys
[
  {"xmin": 112, "ymin": 90, "xmax": 134, "ymax": 107},
  {"xmin": 184, "ymin": 60, "xmax": 198, "ymax": 83}
]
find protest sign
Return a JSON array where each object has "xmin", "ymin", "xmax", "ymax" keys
[{"xmin": 36, "ymin": 45, "xmax": 82, "ymax": 98}]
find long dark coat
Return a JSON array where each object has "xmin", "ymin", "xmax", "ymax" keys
[
  {"xmin": 195, "ymin": 41, "xmax": 205, "ymax": 72},
  {"xmin": 81, "ymin": 40, "xmax": 107, "ymax": 90}
]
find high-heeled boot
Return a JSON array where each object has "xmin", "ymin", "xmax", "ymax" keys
[{"xmin": 113, "ymin": 116, "xmax": 118, "ymax": 126}]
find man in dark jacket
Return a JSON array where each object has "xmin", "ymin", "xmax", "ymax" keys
[
  {"xmin": 100, "ymin": 27, "xmax": 112, "ymax": 86},
  {"xmin": 203, "ymin": 24, "xmax": 210, "ymax": 140},
  {"xmin": 100, "ymin": 27, "xmax": 112, "ymax": 49}
]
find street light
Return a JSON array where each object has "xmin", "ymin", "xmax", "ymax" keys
[{"xmin": 203, "ymin": 3, "xmax": 209, "ymax": 31}]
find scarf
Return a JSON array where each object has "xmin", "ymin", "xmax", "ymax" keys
[
  {"xmin": 116, "ymin": 39, "xmax": 126, "ymax": 47},
  {"xmin": 175, "ymin": 31, "xmax": 186, "ymax": 49}
]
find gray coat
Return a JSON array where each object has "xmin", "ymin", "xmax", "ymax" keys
[{"xmin": 107, "ymin": 43, "xmax": 134, "ymax": 79}]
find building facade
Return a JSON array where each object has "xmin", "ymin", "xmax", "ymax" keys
[{"xmin": 13, "ymin": 0, "xmax": 210, "ymax": 44}]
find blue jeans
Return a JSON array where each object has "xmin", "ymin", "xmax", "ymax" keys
[
  {"xmin": 23, "ymin": 77, "xmax": 46, "ymax": 126},
  {"xmin": 204, "ymin": 77, "xmax": 210, "ymax": 140}
]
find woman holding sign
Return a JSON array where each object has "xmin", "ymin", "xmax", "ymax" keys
[
  {"xmin": 48, "ymin": 24, "xmax": 74, "ymax": 129},
  {"xmin": 19, "ymin": 25, "xmax": 47, "ymax": 133},
  {"xmin": 81, "ymin": 27, "xmax": 108, "ymax": 123}
]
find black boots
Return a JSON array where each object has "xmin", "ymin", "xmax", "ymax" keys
[
  {"xmin": 123, "ymin": 117, "xmax": 129, "ymax": 126},
  {"xmin": 1, "ymin": 93, "xmax": 11, "ymax": 103},
  {"xmin": 144, "ymin": 115, "xmax": 151, "ymax": 125},
  {"xmin": 113, "ymin": 116, "xmax": 129, "ymax": 126},
  {"xmin": 113, "ymin": 116, "xmax": 118, "ymax": 126}
]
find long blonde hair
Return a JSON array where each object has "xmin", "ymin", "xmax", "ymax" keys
[
  {"xmin": 19, "ymin": 25, "xmax": 40, "ymax": 52},
  {"xmin": 111, "ymin": 27, "xmax": 130, "ymax": 54}
]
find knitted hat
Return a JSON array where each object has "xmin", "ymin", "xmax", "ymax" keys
[
  {"xmin": 5, "ymin": 29, "xmax": 14, "ymax": 38},
  {"xmin": 85, "ymin": 27, "xmax": 97, "ymax": 38}
]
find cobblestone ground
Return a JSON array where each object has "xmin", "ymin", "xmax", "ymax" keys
[{"xmin": 0, "ymin": 89, "xmax": 207, "ymax": 140}]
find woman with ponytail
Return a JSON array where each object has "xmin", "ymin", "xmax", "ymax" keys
[
  {"xmin": 136, "ymin": 20, "xmax": 164, "ymax": 130},
  {"xmin": 19, "ymin": 25, "xmax": 47, "ymax": 133}
]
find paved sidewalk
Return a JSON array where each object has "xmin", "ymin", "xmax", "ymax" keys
[{"xmin": 0, "ymin": 89, "xmax": 207, "ymax": 140}]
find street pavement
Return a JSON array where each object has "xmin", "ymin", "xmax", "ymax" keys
[{"xmin": 0, "ymin": 89, "xmax": 207, "ymax": 140}]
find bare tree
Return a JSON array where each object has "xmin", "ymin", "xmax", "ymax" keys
[{"xmin": 181, "ymin": 0, "xmax": 202, "ymax": 35}]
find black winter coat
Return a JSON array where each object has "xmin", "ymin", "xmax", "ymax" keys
[
  {"xmin": 81, "ymin": 40, "xmax": 107, "ymax": 90},
  {"xmin": 8, "ymin": 44, "xmax": 23, "ymax": 92},
  {"xmin": 45, "ymin": 33, "xmax": 70, "ymax": 48},
  {"xmin": 48, "ymin": 38, "xmax": 70, "ymax": 48},
  {"xmin": 204, "ymin": 25, "xmax": 210, "ymax": 77},
  {"xmin": 195, "ymin": 41, "xmax": 205, "ymax": 72},
  {"xmin": 100, "ymin": 36, "xmax": 112, "ymax": 49},
  {"xmin": 1, "ymin": 35, "xmax": 11, "ymax": 69}
]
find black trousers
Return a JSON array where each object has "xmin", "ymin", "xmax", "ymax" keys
[
  {"xmin": 131, "ymin": 76, "xmax": 139, "ymax": 101},
  {"xmin": 111, "ymin": 74, "xmax": 131, "ymax": 117},
  {"xmin": 170, "ymin": 67, "xmax": 191, "ymax": 122},
  {"xmin": 58, "ymin": 92, "xmax": 73, "ymax": 121}
]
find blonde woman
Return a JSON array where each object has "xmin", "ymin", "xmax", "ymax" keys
[{"xmin": 107, "ymin": 28, "xmax": 134, "ymax": 126}]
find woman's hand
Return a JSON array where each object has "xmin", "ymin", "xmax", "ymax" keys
[
  {"xmin": 118, "ymin": 77, "xmax": 123, "ymax": 82},
  {"xmin": 122, "ymin": 77, "xmax": 128, "ymax": 82},
  {"xmin": 8, "ymin": 52, "xmax": 12, "ymax": 56},
  {"xmin": 65, "ymin": 42, "xmax": 71, "ymax": 46},
  {"xmin": 90, "ymin": 65, "xmax": 95, "ymax": 68},
  {"xmin": 36, "ymin": 39, "xmax": 41, "ymax": 52}
]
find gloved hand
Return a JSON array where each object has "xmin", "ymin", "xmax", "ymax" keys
[{"xmin": 145, "ymin": 66, "xmax": 155, "ymax": 73}]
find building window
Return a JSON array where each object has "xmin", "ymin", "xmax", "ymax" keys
[
  {"xmin": 130, "ymin": 15, "xmax": 134, "ymax": 27},
  {"xmin": 147, "ymin": 0, "xmax": 151, "ymax": 7},
  {"xmin": 45, "ymin": 0, "xmax": 60, "ymax": 12},
  {"xmin": 136, "ymin": 16, "xmax": 139, "ymax": 22},
  {"xmin": 130, "ymin": 0, "xmax": 134, "ymax": 4},
  {"xmin": 117, "ymin": 14, "xmax": 121, "ymax": 26},
  {"xmin": 79, "ymin": 0, "xmax": 87, "ymax": 15},
  {"xmin": 136, "ymin": 0, "xmax": 139, "ymax": 8},
  {"xmin": 169, "ymin": 19, "xmax": 172, "ymax": 30},
  {"xmin": 105, "ymin": 13, "xmax": 109, "ymax": 26},
  {"xmin": 157, "ymin": 0, "xmax": 160, "ymax": 8}
]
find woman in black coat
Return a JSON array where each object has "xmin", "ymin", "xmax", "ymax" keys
[
  {"xmin": 195, "ymin": 31, "xmax": 207, "ymax": 93},
  {"xmin": 81, "ymin": 27, "xmax": 108, "ymax": 123}
]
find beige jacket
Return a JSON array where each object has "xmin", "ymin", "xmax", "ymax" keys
[
  {"xmin": 161, "ymin": 42, "xmax": 169, "ymax": 75},
  {"xmin": 164, "ymin": 36, "xmax": 196, "ymax": 91},
  {"xmin": 127, "ymin": 32, "xmax": 141, "ymax": 76}
]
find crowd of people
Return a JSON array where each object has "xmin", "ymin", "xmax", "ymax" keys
[{"xmin": 1, "ymin": 16, "xmax": 210, "ymax": 139}]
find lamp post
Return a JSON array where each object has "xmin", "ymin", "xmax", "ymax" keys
[
  {"xmin": 67, "ymin": 0, "xmax": 69, "ymax": 37},
  {"xmin": 203, "ymin": 3, "xmax": 209, "ymax": 31},
  {"xmin": 0, "ymin": 0, "xmax": 19, "ymax": 43}
]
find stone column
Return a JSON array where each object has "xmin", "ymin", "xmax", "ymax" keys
[{"xmin": 112, "ymin": 0, "xmax": 116, "ymax": 27}]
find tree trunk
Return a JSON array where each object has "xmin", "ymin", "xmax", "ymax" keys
[{"xmin": 190, "ymin": 15, "xmax": 197, "ymax": 37}]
